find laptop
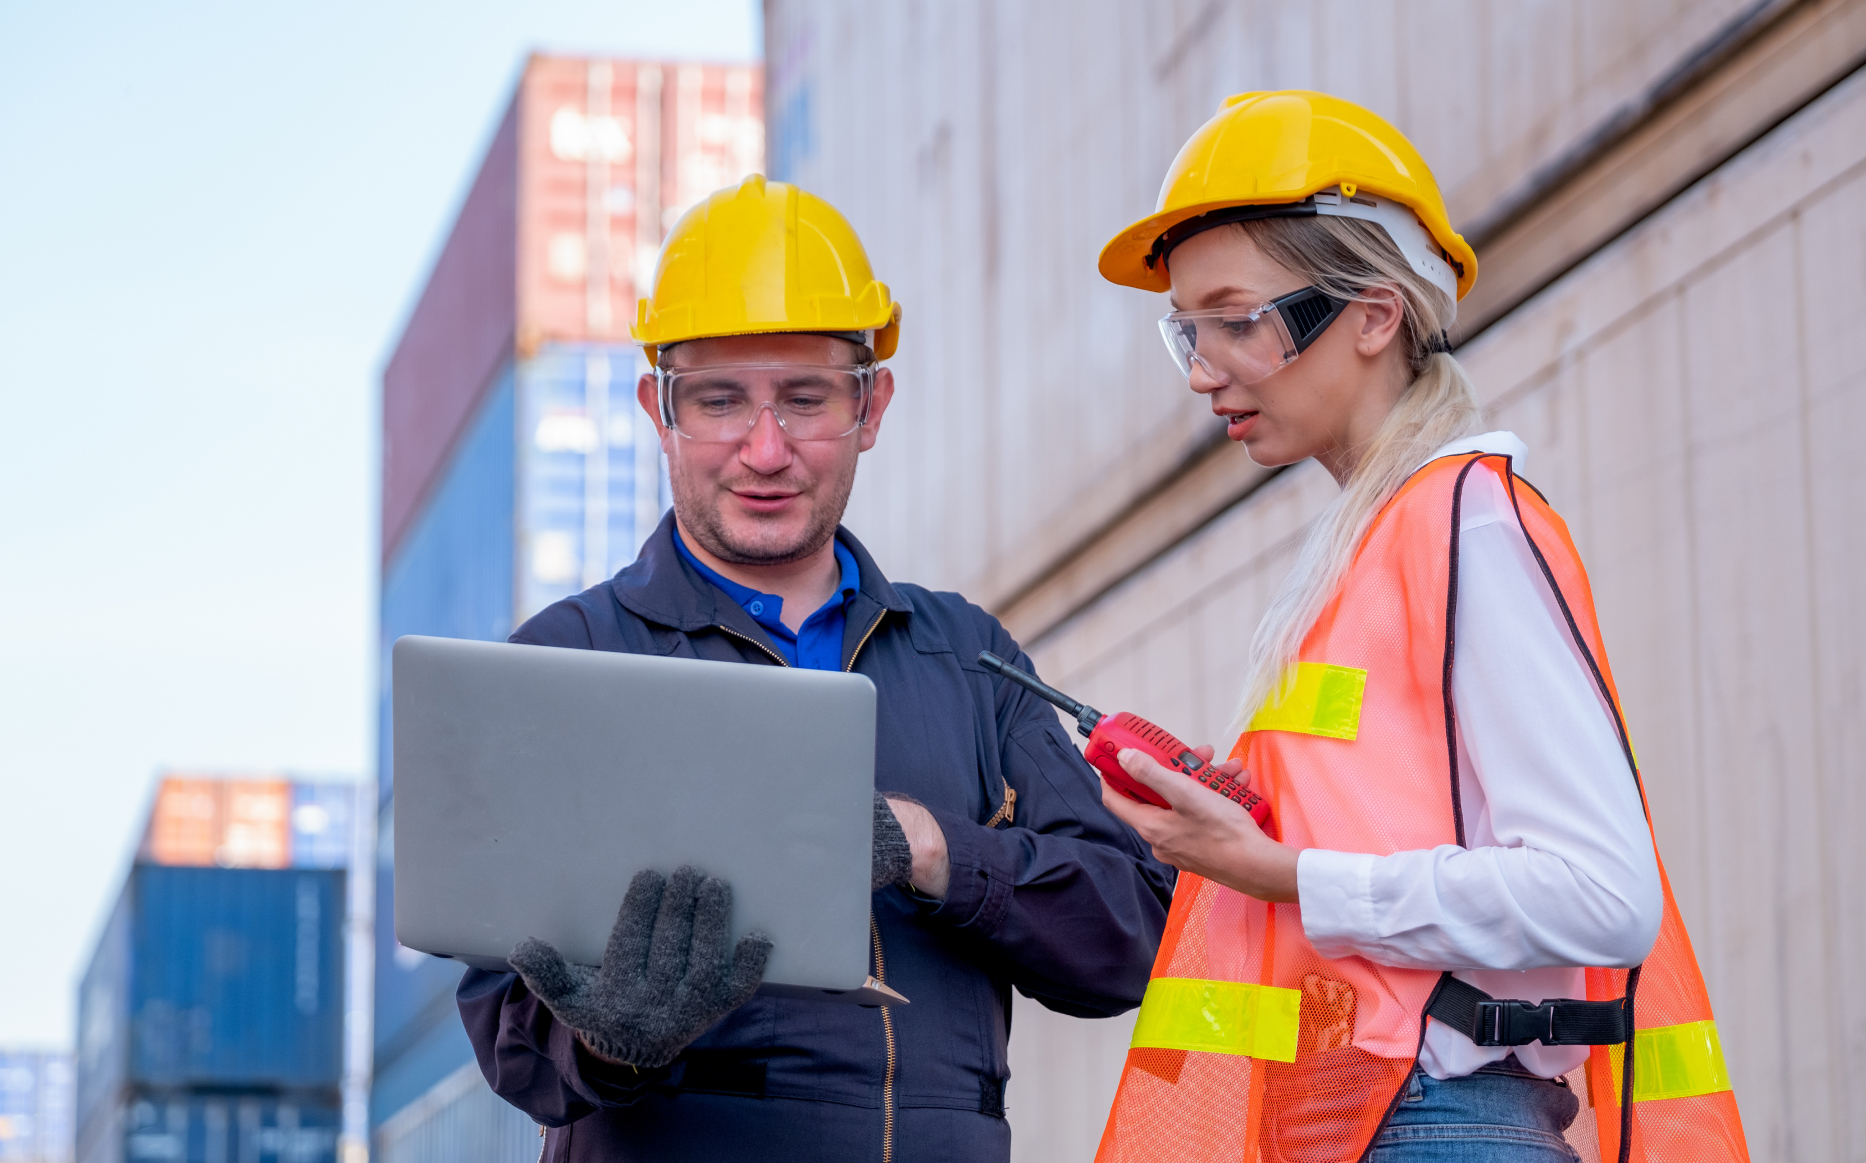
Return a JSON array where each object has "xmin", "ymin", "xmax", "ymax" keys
[{"xmin": 391, "ymin": 634, "xmax": 904, "ymax": 1004}]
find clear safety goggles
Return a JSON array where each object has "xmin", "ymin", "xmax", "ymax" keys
[
  {"xmin": 1157, "ymin": 285, "xmax": 1348, "ymax": 387},
  {"xmin": 655, "ymin": 363, "xmax": 875, "ymax": 443}
]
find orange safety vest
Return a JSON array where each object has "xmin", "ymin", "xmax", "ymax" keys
[{"xmin": 1096, "ymin": 453, "xmax": 1747, "ymax": 1163}]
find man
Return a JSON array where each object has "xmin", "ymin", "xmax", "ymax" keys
[{"xmin": 457, "ymin": 175, "xmax": 1172, "ymax": 1162}]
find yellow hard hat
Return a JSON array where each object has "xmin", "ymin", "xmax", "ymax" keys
[
  {"xmin": 1099, "ymin": 91, "xmax": 1477, "ymax": 303},
  {"xmin": 634, "ymin": 174, "xmax": 902, "ymax": 367}
]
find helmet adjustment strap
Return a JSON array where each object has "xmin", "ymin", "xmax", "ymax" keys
[
  {"xmin": 1146, "ymin": 201, "xmax": 1319, "ymax": 272},
  {"xmin": 1145, "ymin": 188, "xmax": 1463, "ymax": 314}
]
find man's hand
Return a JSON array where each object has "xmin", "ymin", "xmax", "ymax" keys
[
  {"xmin": 1099, "ymin": 745, "xmax": 1300, "ymax": 902},
  {"xmin": 877, "ymin": 794, "xmax": 951, "ymax": 899},
  {"xmin": 508, "ymin": 866, "xmax": 770, "ymax": 1068}
]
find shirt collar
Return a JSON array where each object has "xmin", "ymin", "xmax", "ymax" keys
[
  {"xmin": 670, "ymin": 525, "xmax": 860, "ymax": 633},
  {"xmin": 1422, "ymin": 430, "xmax": 1528, "ymax": 473},
  {"xmin": 608, "ymin": 512, "xmax": 911, "ymax": 633}
]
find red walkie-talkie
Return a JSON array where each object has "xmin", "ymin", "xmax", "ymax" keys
[{"xmin": 978, "ymin": 651, "xmax": 1270, "ymax": 825}]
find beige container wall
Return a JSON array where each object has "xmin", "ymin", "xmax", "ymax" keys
[
  {"xmin": 765, "ymin": 0, "xmax": 1763, "ymax": 609},
  {"xmin": 767, "ymin": 3, "xmax": 1866, "ymax": 1161}
]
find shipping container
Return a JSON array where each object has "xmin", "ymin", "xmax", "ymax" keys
[
  {"xmin": 141, "ymin": 777, "xmax": 356, "ymax": 871},
  {"xmin": 79, "ymin": 1094, "xmax": 338, "ymax": 1163},
  {"xmin": 0, "ymin": 1050, "xmax": 74, "ymax": 1163},
  {"xmin": 372, "ymin": 53, "xmax": 757, "ymax": 1143},
  {"xmin": 515, "ymin": 342, "xmax": 669, "ymax": 617},
  {"xmin": 766, "ymin": 1, "xmax": 1866, "ymax": 1157},
  {"xmin": 74, "ymin": 896, "xmax": 131, "ymax": 1153},
  {"xmin": 285, "ymin": 784, "xmax": 355, "ymax": 871},
  {"xmin": 75, "ymin": 866, "xmax": 345, "ymax": 1143},
  {"xmin": 381, "ymin": 56, "xmax": 760, "ymax": 575},
  {"xmin": 371, "ymin": 1062, "xmax": 535, "ymax": 1163}
]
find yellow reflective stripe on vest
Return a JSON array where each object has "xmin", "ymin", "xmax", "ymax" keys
[
  {"xmin": 1130, "ymin": 977, "xmax": 1302, "ymax": 1063},
  {"xmin": 1609, "ymin": 1020, "xmax": 1732, "ymax": 1103},
  {"xmin": 1247, "ymin": 662, "xmax": 1368, "ymax": 740}
]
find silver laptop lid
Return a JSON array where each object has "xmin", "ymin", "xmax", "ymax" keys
[{"xmin": 391, "ymin": 635, "xmax": 885, "ymax": 1001}]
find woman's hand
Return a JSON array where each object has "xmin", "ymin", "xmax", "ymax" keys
[{"xmin": 1099, "ymin": 745, "xmax": 1301, "ymax": 902}]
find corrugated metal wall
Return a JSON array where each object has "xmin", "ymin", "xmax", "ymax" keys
[
  {"xmin": 767, "ymin": 0, "xmax": 1775, "ymax": 609},
  {"xmin": 765, "ymin": 2, "xmax": 1866, "ymax": 1160},
  {"xmin": 372, "ymin": 1063, "xmax": 536, "ymax": 1163}
]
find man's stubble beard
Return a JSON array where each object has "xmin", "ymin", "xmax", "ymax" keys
[{"xmin": 672, "ymin": 460, "xmax": 858, "ymax": 567}]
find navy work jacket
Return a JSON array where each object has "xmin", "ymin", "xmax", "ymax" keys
[{"xmin": 457, "ymin": 514, "xmax": 1174, "ymax": 1163}]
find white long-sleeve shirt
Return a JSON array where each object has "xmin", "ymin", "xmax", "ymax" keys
[{"xmin": 1294, "ymin": 432, "xmax": 1662, "ymax": 1079}]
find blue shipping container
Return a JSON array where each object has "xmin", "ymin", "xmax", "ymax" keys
[
  {"xmin": 287, "ymin": 783, "xmax": 354, "ymax": 871},
  {"xmin": 77, "ymin": 887, "xmax": 133, "ymax": 1145},
  {"xmin": 515, "ymin": 342, "xmax": 669, "ymax": 620},
  {"xmin": 371, "ymin": 367, "xmax": 511, "ymax": 1126},
  {"xmin": 82, "ymin": 1094, "xmax": 338, "ymax": 1163},
  {"xmin": 76, "ymin": 866, "xmax": 345, "ymax": 1139},
  {"xmin": 0, "ymin": 1049, "xmax": 74, "ymax": 1162},
  {"xmin": 369, "ymin": 342, "xmax": 671, "ymax": 1134},
  {"xmin": 376, "ymin": 366, "xmax": 516, "ymax": 809}
]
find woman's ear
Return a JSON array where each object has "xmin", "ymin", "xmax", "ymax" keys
[{"xmin": 1353, "ymin": 284, "xmax": 1407, "ymax": 357}]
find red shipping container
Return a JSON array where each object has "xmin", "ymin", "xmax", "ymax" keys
[
  {"xmin": 382, "ymin": 55, "xmax": 762, "ymax": 567},
  {"xmin": 142, "ymin": 775, "xmax": 295, "ymax": 869}
]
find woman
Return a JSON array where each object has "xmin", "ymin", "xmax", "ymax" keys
[{"xmin": 1088, "ymin": 93, "xmax": 1746, "ymax": 1163}]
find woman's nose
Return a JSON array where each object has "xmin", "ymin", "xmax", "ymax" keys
[{"xmin": 1187, "ymin": 354, "xmax": 1228, "ymax": 395}]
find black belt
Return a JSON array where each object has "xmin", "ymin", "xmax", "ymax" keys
[{"xmin": 1425, "ymin": 976, "xmax": 1632, "ymax": 1047}]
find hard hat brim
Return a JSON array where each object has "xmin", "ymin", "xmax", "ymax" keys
[
  {"xmin": 641, "ymin": 303, "xmax": 901, "ymax": 368},
  {"xmin": 1099, "ymin": 202, "xmax": 1239, "ymax": 293}
]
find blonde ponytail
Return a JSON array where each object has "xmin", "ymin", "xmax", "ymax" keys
[{"xmin": 1224, "ymin": 218, "xmax": 1482, "ymax": 742}]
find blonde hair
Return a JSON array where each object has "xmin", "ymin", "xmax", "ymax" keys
[{"xmin": 1224, "ymin": 216, "xmax": 1483, "ymax": 741}]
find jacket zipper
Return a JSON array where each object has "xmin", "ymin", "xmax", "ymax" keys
[
  {"xmin": 850, "ymin": 612, "xmax": 895, "ymax": 1163},
  {"xmin": 713, "ymin": 624, "xmax": 790, "ymax": 667},
  {"xmin": 717, "ymin": 606, "xmax": 886, "ymax": 672},
  {"xmin": 871, "ymin": 912, "xmax": 897, "ymax": 1163},
  {"xmin": 843, "ymin": 610, "xmax": 887, "ymax": 673},
  {"xmin": 728, "ymin": 610, "xmax": 895, "ymax": 1157},
  {"xmin": 982, "ymin": 781, "xmax": 1017, "ymax": 828}
]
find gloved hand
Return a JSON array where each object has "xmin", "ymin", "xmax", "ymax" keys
[
  {"xmin": 509, "ymin": 866, "xmax": 770, "ymax": 1068},
  {"xmin": 873, "ymin": 792, "xmax": 915, "ymax": 889}
]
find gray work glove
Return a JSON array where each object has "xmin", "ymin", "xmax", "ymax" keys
[
  {"xmin": 509, "ymin": 866, "xmax": 770, "ymax": 1068},
  {"xmin": 873, "ymin": 792, "xmax": 915, "ymax": 889}
]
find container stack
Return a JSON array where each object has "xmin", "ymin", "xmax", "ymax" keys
[
  {"xmin": 76, "ymin": 777, "xmax": 354, "ymax": 1163},
  {"xmin": 371, "ymin": 54, "xmax": 761, "ymax": 1160}
]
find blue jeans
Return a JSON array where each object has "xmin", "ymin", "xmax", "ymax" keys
[{"xmin": 1367, "ymin": 1058, "xmax": 1582, "ymax": 1162}]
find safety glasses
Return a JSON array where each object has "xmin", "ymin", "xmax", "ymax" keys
[
  {"xmin": 1157, "ymin": 286, "xmax": 1348, "ymax": 386},
  {"xmin": 655, "ymin": 363, "xmax": 875, "ymax": 443}
]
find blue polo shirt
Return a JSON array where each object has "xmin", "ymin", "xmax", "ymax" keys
[{"xmin": 672, "ymin": 527, "xmax": 861, "ymax": 671}]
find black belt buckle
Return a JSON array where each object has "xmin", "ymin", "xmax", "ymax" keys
[{"xmin": 1474, "ymin": 999, "xmax": 1556, "ymax": 1047}]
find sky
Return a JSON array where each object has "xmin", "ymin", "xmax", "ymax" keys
[{"xmin": 0, "ymin": 0, "xmax": 759, "ymax": 1049}]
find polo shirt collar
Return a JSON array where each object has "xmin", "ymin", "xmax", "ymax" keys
[
  {"xmin": 612, "ymin": 511, "xmax": 911, "ymax": 633},
  {"xmin": 670, "ymin": 525, "xmax": 860, "ymax": 639}
]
